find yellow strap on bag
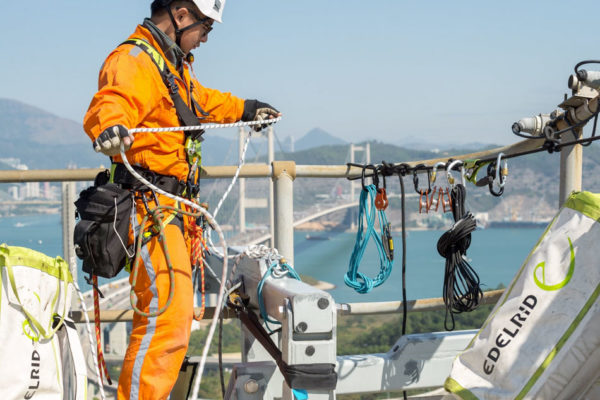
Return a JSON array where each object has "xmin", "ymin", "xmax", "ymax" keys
[{"xmin": 0, "ymin": 244, "xmax": 72, "ymax": 340}]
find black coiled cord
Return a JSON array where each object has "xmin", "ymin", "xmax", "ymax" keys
[{"xmin": 436, "ymin": 184, "xmax": 482, "ymax": 330}]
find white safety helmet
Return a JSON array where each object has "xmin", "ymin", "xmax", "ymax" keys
[{"xmin": 192, "ymin": 0, "xmax": 226, "ymax": 23}]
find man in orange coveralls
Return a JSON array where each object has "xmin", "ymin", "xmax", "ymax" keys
[{"xmin": 83, "ymin": 1, "xmax": 280, "ymax": 398}]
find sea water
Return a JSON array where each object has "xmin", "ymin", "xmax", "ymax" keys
[{"xmin": 0, "ymin": 214, "xmax": 544, "ymax": 303}]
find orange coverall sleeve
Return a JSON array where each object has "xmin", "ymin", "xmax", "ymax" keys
[
  {"xmin": 192, "ymin": 81, "xmax": 245, "ymax": 124},
  {"xmin": 83, "ymin": 51, "xmax": 167, "ymax": 141},
  {"xmin": 84, "ymin": 42, "xmax": 246, "ymax": 141}
]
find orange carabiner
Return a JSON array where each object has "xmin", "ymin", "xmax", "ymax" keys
[
  {"xmin": 442, "ymin": 188, "xmax": 452, "ymax": 213},
  {"xmin": 427, "ymin": 186, "xmax": 438, "ymax": 212}
]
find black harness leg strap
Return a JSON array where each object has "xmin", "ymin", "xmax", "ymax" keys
[{"xmin": 230, "ymin": 298, "xmax": 338, "ymax": 391}]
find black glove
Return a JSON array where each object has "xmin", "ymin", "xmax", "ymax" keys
[
  {"xmin": 93, "ymin": 125, "xmax": 133, "ymax": 156},
  {"xmin": 241, "ymin": 99, "xmax": 280, "ymax": 131}
]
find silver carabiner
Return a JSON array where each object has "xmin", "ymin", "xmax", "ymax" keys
[
  {"xmin": 446, "ymin": 159, "xmax": 465, "ymax": 188},
  {"xmin": 494, "ymin": 152, "xmax": 508, "ymax": 188},
  {"xmin": 430, "ymin": 161, "xmax": 446, "ymax": 185}
]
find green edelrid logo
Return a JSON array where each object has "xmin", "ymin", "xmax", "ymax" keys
[{"xmin": 533, "ymin": 237, "xmax": 575, "ymax": 291}]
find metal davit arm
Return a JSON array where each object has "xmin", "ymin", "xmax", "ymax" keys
[{"xmin": 224, "ymin": 253, "xmax": 478, "ymax": 400}]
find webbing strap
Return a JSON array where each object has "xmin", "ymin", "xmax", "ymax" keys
[
  {"xmin": 121, "ymin": 38, "xmax": 205, "ymax": 138},
  {"xmin": 189, "ymin": 217, "xmax": 207, "ymax": 321},
  {"xmin": 93, "ymin": 275, "xmax": 112, "ymax": 385},
  {"xmin": 0, "ymin": 245, "xmax": 70, "ymax": 340},
  {"xmin": 231, "ymin": 299, "xmax": 338, "ymax": 391}
]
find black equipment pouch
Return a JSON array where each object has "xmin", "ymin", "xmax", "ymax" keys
[{"xmin": 73, "ymin": 171, "xmax": 134, "ymax": 278}]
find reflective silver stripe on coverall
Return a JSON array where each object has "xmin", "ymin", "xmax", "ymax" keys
[{"xmin": 129, "ymin": 217, "xmax": 159, "ymax": 400}]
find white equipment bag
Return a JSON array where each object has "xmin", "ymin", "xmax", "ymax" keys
[
  {"xmin": 0, "ymin": 244, "xmax": 88, "ymax": 400},
  {"xmin": 444, "ymin": 191, "xmax": 600, "ymax": 400}
]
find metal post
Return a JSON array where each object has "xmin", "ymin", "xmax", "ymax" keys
[
  {"xmin": 349, "ymin": 143, "xmax": 371, "ymax": 203},
  {"xmin": 239, "ymin": 127, "xmax": 246, "ymax": 233},
  {"xmin": 268, "ymin": 127, "xmax": 275, "ymax": 247},
  {"xmin": 272, "ymin": 161, "xmax": 296, "ymax": 265},
  {"xmin": 559, "ymin": 129, "xmax": 583, "ymax": 207},
  {"xmin": 350, "ymin": 144, "xmax": 356, "ymax": 203}
]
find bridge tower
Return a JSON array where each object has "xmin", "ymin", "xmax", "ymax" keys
[
  {"xmin": 238, "ymin": 126, "xmax": 275, "ymax": 245},
  {"xmin": 349, "ymin": 143, "xmax": 371, "ymax": 202}
]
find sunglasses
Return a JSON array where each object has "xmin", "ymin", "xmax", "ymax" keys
[{"xmin": 187, "ymin": 8, "xmax": 214, "ymax": 36}]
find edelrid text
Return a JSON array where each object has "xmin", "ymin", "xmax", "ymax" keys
[
  {"xmin": 483, "ymin": 295, "xmax": 537, "ymax": 375},
  {"xmin": 24, "ymin": 350, "xmax": 40, "ymax": 399}
]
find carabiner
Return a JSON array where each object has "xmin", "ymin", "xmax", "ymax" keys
[
  {"xmin": 419, "ymin": 190, "xmax": 428, "ymax": 213},
  {"xmin": 413, "ymin": 166, "xmax": 431, "ymax": 195},
  {"xmin": 488, "ymin": 153, "xmax": 508, "ymax": 197},
  {"xmin": 361, "ymin": 164, "xmax": 379, "ymax": 191},
  {"xmin": 442, "ymin": 187, "xmax": 452, "ymax": 213},
  {"xmin": 430, "ymin": 162, "xmax": 446, "ymax": 186},
  {"xmin": 427, "ymin": 186, "xmax": 439, "ymax": 212},
  {"xmin": 446, "ymin": 159, "xmax": 465, "ymax": 188},
  {"xmin": 495, "ymin": 153, "xmax": 508, "ymax": 188}
]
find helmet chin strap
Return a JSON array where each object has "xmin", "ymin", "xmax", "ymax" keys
[{"xmin": 166, "ymin": 7, "xmax": 207, "ymax": 48}]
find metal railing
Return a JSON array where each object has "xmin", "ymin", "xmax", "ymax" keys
[{"xmin": 0, "ymin": 136, "xmax": 583, "ymax": 322}]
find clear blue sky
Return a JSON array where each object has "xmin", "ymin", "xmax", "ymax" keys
[{"xmin": 1, "ymin": 0, "xmax": 599, "ymax": 147}]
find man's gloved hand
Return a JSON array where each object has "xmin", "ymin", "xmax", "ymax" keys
[
  {"xmin": 93, "ymin": 125, "xmax": 134, "ymax": 156},
  {"xmin": 241, "ymin": 99, "xmax": 281, "ymax": 132}
]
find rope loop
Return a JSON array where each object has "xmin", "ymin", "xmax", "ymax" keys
[
  {"xmin": 257, "ymin": 260, "xmax": 301, "ymax": 333},
  {"xmin": 345, "ymin": 184, "xmax": 394, "ymax": 294},
  {"xmin": 129, "ymin": 204, "xmax": 204, "ymax": 318}
]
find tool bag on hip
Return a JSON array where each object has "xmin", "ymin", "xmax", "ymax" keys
[{"xmin": 73, "ymin": 170, "xmax": 134, "ymax": 278}]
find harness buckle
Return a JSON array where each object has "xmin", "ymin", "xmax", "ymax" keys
[{"xmin": 166, "ymin": 75, "xmax": 179, "ymax": 95}]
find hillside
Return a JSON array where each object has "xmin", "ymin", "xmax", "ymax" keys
[
  {"xmin": 3, "ymin": 97, "xmax": 600, "ymax": 224},
  {"xmin": 0, "ymin": 98, "xmax": 105, "ymax": 169},
  {"xmin": 294, "ymin": 127, "xmax": 347, "ymax": 151}
]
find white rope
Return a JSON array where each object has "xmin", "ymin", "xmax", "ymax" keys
[
  {"xmin": 72, "ymin": 280, "xmax": 106, "ymax": 400},
  {"xmin": 128, "ymin": 117, "xmax": 281, "ymax": 134},
  {"xmin": 244, "ymin": 244, "xmax": 282, "ymax": 262},
  {"xmin": 206, "ymin": 128, "xmax": 254, "ymax": 258}
]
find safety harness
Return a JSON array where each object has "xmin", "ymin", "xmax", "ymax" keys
[
  {"xmin": 121, "ymin": 38, "xmax": 208, "ymax": 134},
  {"xmin": 76, "ymin": 38, "xmax": 214, "ymax": 385}
]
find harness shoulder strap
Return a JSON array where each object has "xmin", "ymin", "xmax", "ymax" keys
[{"xmin": 121, "ymin": 38, "xmax": 204, "ymax": 137}]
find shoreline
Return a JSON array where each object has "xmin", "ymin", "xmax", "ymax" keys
[{"xmin": 0, "ymin": 213, "xmax": 549, "ymax": 232}]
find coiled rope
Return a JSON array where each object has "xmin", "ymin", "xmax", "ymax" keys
[
  {"xmin": 345, "ymin": 184, "xmax": 394, "ymax": 293},
  {"xmin": 189, "ymin": 216, "xmax": 208, "ymax": 321},
  {"xmin": 436, "ymin": 183, "xmax": 482, "ymax": 330}
]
